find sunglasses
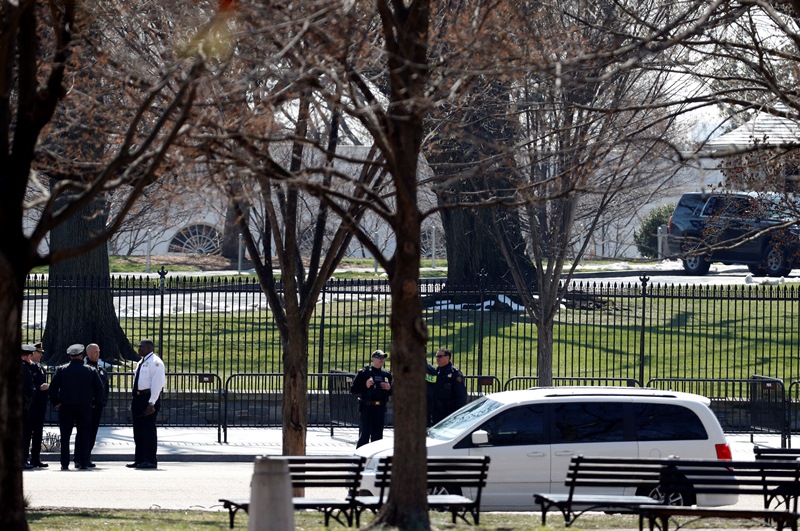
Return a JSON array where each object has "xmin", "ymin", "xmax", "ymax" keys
[{"xmin": 435, "ymin": 354, "xmax": 449, "ymax": 358}]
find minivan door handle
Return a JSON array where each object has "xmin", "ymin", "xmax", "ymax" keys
[
  {"xmin": 526, "ymin": 452, "xmax": 546, "ymax": 457},
  {"xmin": 554, "ymin": 450, "xmax": 575, "ymax": 456}
]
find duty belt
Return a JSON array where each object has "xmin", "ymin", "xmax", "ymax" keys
[
  {"xmin": 135, "ymin": 389, "xmax": 151, "ymax": 396},
  {"xmin": 365, "ymin": 401, "xmax": 382, "ymax": 406}
]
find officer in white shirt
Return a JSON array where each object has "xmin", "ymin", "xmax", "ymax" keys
[{"xmin": 127, "ymin": 339, "xmax": 166, "ymax": 469}]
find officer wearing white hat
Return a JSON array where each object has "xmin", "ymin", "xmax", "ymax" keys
[{"xmin": 48, "ymin": 343, "xmax": 104, "ymax": 470}]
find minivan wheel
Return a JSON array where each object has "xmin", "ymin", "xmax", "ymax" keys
[
  {"xmin": 682, "ymin": 256, "xmax": 711, "ymax": 275},
  {"xmin": 427, "ymin": 484, "xmax": 461, "ymax": 496},
  {"xmin": 765, "ymin": 246, "xmax": 791, "ymax": 277},
  {"xmin": 637, "ymin": 483, "xmax": 695, "ymax": 506}
]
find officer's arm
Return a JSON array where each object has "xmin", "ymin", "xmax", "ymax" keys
[
  {"xmin": 48, "ymin": 372, "xmax": 60, "ymax": 407},
  {"xmin": 350, "ymin": 371, "xmax": 365, "ymax": 395}
]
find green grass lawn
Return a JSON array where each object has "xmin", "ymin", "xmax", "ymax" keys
[{"xmin": 26, "ymin": 507, "xmax": 763, "ymax": 530}]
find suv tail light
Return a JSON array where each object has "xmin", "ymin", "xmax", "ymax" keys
[
  {"xmin": 715, "ymin": 443, "xmax": 733, "ymax": 460},
  {"xmin": 668, "ymin": 215, "xmax": 673, "ymax": 234}
]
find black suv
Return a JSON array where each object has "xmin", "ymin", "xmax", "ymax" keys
[{"xmin": 667, "ymin": 192, "xmax": 800, "ymax": 276}]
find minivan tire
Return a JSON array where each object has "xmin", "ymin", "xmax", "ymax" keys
[{"xmin": 637, "ymin": 482, "xmax": 695, "ymax": 507}]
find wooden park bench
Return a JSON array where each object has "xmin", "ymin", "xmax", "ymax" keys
[
  {"xmin": 532, "ymin": 455, "xmax": 668, "ymax": 526},
  {"xmin": 637, "ymin": 458, "xmax": 800, "ymax": 531},
  {"xmin": 354, "ymin": 455, "xmax": 491, "ymax": 526},
  {"xmin": 219, "ymin": 455, "xmax": 366, "ymax": 528}
]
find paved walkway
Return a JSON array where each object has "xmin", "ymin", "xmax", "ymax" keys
[
  {"xmin": 35, "ymin": 425, "xmax": 360, "ymax": 463},
  {"xmin": 22, "ymin": 427, "xmax": 784, "ymax": 527}
]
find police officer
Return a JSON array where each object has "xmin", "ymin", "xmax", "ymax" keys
[
  {"xmin": 49, "ymin": 344, "xmax": 104, "ymax": 470},
  {"xmin": 83, "ymin": 343, "xmax": 108, "ymax": 468},
  {"xmin": 350, "ymin": 350, "xmax": 392, "ymax": 448},
  {"xmin": 25, "ymin": 343, "xmax": 50, "ymax": 468},
  {"xmin": 128, "ymin": 339, "xmax": 166, "ymax": 469},
  {"xmin": 20, "ymin": 344, "xmax": 37, "ymax": 470},
  {"xmin": 426, "ymin": 348, "xmax": 468, "ymax": 426}
]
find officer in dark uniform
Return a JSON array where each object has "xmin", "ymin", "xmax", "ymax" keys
[
  {"xmin": 20, "ymin": 344, "xmax": 37, "ymax": 470},
  {"xmin": 49, "ymin": 344, "xmax": 104, "ymax": 470},
  {"xmin": 426, "ymin": 348, "xmax": 468, "ymax": 426},
  {"xmin": 25, "ymin": 343, "xmax": 50, "ymax": 468},
  {"xmin": 350, "ymin": 350, "xmax": 392, "ymax": 448},
  {"xmin": 83, "ymin": 343, "xmax": 108, "ymax": 468}
]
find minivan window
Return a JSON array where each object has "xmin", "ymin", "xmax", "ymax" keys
[
  {"xmin": 427, "ymin": 396, "xmax": 503, "ymax": 441},
  {"xmin": 475, "ymin": 404, "xmax": 547, "ymax": 447},
  {"xmin": 552, "ymin": 402, "xmax": 625, "ymax": 443},
  {"xmin": 634, "ymin": 403, "xmax": 708, "ymax": 441}
]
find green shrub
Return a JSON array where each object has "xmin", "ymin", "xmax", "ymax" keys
[{"xmin": 634, "ymin": 204, "xmax": 674, "ymax": 258}]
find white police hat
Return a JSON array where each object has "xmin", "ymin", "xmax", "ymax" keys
[
  {"xmin": 66, "ymin": 344, "xmax": 85, "ymax": 356},
  {"xmin": 21, "ymin": 344, "xmax": 36, "ymax": 354}
]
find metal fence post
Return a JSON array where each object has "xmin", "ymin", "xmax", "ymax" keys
[
  {"xmin": 639, "ymin": 276, "xmax": 649, "ymax": 386},
  {"xmin": 158, "ymin": 265, "xmax": 168, "ymax": 354},
  {"xmin": 478, "ymin": 267, "xmax": 487, "ymax": 376}
]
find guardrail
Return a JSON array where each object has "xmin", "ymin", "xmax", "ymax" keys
[{"xmin": 41, "ymin": 371, "xmax": 800, "ymax": 446}]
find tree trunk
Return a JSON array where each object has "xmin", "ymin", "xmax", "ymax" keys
[
  {"xmin": 220, "ymin": 200, "xmax": 249, "ymax": 260},
  {"xmin": 281, "ymin": 321, "xmax": 308, "ymax": 458},
  {"xmin": 43, "ymin": 195, "xmax": 135, "ymax": 364},
  {"xmin": 373, "ymin": 210, "xmax": 430, "ymax": 530},
  {"xmin": 0, "ymin": 257, "xmax": 29, "ymax": 530},
  {"xmin": 426, "ymin": 81, "xmax": 536, "ymax": 289},
  {"xmin": 536, "ymin": 315, "xmax": 554, "ymax": 387}
]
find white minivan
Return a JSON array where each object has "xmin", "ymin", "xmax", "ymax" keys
[{"xmin": 355, "ymin": 387, "xmax": 735, "ymax": 511}]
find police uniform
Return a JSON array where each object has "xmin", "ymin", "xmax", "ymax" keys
[
  {"xmin": 426, "ymin": 360, "xmax": 468, "ymax": 426},
  {"xmin": 129, "ymin": 340, "xmax": 166, "ymax": 469},
  {"xmin": 85, "ymin": 356, "xmax": 109, "ymax": 467},
  {"xmin": 20, "ymin": 345, "xmax": 37, "ymax": 469},
  {"xmin": 350, "ymin": 351, "xmax": 392, "ymax": 448},
  {"xmin": 26, "ymin": 349, "xmax": 50, "ymax": 467},
  {"xmin": 48, "ymin": 344, "xmax": 104, "ymax": 470}
]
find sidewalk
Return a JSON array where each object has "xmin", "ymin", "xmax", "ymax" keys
[
  {"xmin": 36, "ymin": 426, "xmax": 779, "ymax": 463},
  {"xmin": 38, "ymin": 425, "xmax": 360, "ymax": 463}
]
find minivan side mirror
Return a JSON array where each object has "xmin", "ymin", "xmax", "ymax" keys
[{"xmin": 471, "ymin": 430, "xmax": 489, "ymax": 446}]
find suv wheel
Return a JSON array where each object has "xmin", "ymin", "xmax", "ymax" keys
[
  {"xmin": 682, "ymin": 255, "xmax": 711, "ymax": 275},
  {"xmin": 765, "ymin": 245, "xmax": 792, "ymax": 277}
]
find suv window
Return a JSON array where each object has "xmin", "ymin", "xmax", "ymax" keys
[
  {"xmin": 674, "ymin": 194, "xmax": 707, "ymax": 217},
  {"xmin": 634, "ymin": 403, "xmax": 708, "ymax": 441},
  {"xmin": 552, "ymin": 402, "xmax": 625, "ymax": 443},
  {"xmin": 703, "ymin": 195, "xmax": 754, "ymax": 217}
]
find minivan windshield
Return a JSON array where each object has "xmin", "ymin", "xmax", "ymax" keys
[{"xmin": 427, "ymin": 396, "xmax": 503, "ymax": 441}]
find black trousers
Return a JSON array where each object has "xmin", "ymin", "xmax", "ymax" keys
[
  {"xmin": 86, "ymin": 405, "xmax": 104, "ymax": 462},
  {"xmin": 58, "ymin": 404, "xmax": 92, "ymax": 468},
  {"xmin": 21, "ymin": 406, "xmax": 32, "ymax": 464},
  {"xmin": 356, "ymin": 404, "xmax": 386, "ymax": 448},
  {"xmin": 132, "ymin": 393, "xmax": 159, "ymax": 464},
  {"xmin": 26, "ymin": 396, "xmax": 47, "ymax": 463}
]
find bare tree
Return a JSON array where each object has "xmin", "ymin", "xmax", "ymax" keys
[{"xmin": 0, "ymin": 1, "xmax": 207, "ymax": 527}]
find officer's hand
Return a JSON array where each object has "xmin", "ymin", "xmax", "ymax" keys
[
  {"xmin": 366, "ymin": 377, "xmax": 374, "ymax": 388},
  {"xmin": 145, "ymin": 404, "xmax": 155, "ymax": 416},
  {"xmin": 40, "ymin": 383, "xmax": 49, "ymax": 391},
  {"xmin": 381, "ymin": 382, "xmax": 391, "ymax": 390}
]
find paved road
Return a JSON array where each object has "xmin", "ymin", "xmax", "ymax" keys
[{"xmin": 23, "ymin": 427, "xmax": 778, "ymax": 513}]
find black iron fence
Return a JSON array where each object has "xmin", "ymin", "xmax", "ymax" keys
[
  {"xmin": 27, "ymin": 274, "xmax": 800, "ymax": 442},
  {"xmin": 42, "ymin": 369, "xmax": 800, "ymax": 446},
  {"xmin": 23, "ymin": 275, "xmax": 800, "ymax": 386}
]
